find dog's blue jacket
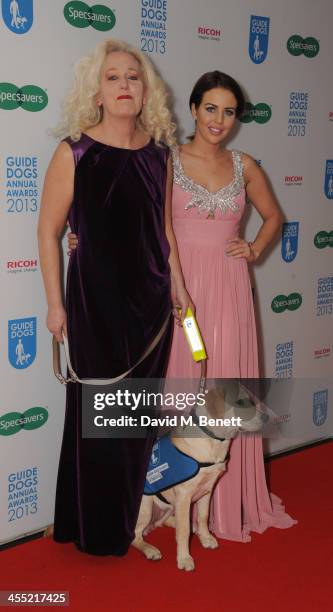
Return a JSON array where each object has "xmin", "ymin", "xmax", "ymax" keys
[{"xmin": 144, "ymin": 435, "xmax": 204, "ymax": 496}]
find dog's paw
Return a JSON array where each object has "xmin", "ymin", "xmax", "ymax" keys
[
  {"xmin": 143, "ymin": 544, "xmax": 162, "ymax": 561},
  {"xmin": 177, "ymin": 555, "xmax": 195, "ymax": 571},
  {"xmin": 198, "ymin": 533, "xmax": 219, "ymax": 549}
]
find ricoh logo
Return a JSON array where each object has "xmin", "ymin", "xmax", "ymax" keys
[
  {"xmin": 0, "ymin": 408, "xmax": 48, "ymax": 437},
  {"xmin": 198, "ymin": 26, "xmax": 221, "ymax": 41},
  {"xmin": 240, "ymin": 102, "xmax": 272, "ymax": 124},
  {"xmin": 275, "ymin": 341, "xmax": 294, "ymax": 378},
  {"xmin": 8, "ymin": 317, "xmax": 37, "ymax": 369},
  {"xmin": 287, "ymin": 35, "xmax": 320, "ymax": 58},
  {"xmin": 288, "ymin": 92, "xmax": 308, "ymax": 137},
  {"xmin": 8, "ymin": 466, "xmax": 38, "ymax": 523},
  {"xmin": 314, "ymin": 346, "xmax": 331, "ymax": 359},
  {"xmin": 4, "ymin": 155, "xmax": 39, "ymax": 213},
  {"xmin": 64, "ymin": 1, "xmax": 116, "ymax": 31},
  {"xmin": 1, "ymin": 0, "xmax": 33, "ymax": 34},
  {"xmin": 314, "ymin": 231, "xmax": 333, "ymax": 249},
  {"xmin": 0, "ymin": 83, "xmax": 48, "ymax": 112},
  {"xmin": 316, "ymin": 276, "xmax": 333, "ymax": 317},
  {"xmin": 285, "ymin": 175, "xmax": 303, "ymax": 186},
  {"xmin": 7, "ymin": 259, "xmax": 38, "ymax": 274},
  {"xmin": 313, "ymin": 390, "xmax": 328, "ymax": 427},
  {"xmin": 281, "ymin": 222, "xmax": 299, "ymax": 263},
  {"xmin": 271, "ymin": 293, "xmax": 302, "ymax": 313},
  {"xmin": 249, "ymin": 15, "xmax": 270, "ymax": 64},
  {"xmin": 140, "ymin": 0, "xmax": 167, "ymax": 54}
]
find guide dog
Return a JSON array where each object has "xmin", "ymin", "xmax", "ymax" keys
[{"xmin": 132, "ymin": 382, "xmax": 263, "ymax": 571}]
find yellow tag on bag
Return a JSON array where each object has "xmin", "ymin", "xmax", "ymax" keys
[{"xmin": 180, "ymin": 307, "xmax": 207, "ymax": 362}]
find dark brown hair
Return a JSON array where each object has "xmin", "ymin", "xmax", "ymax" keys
[{"xmin": 189, "ymin": 71, "xmax": 245, "ymax": 118}]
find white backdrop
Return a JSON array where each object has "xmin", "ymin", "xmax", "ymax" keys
[{"xmin": 0, "ymin": 0, "xmax": 332, "ymax": 545}]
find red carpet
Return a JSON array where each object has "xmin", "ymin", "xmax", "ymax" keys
[{"xmin": 1, "ymin": 442, "xmax": 332, "ymax": 612}]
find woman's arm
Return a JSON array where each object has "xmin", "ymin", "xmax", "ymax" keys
[
  {"xmin": 37, "ymin": 142, "xmax": 74, "ymax": 341},
  {"xmin": 164, "ymin": 156, "xmax": 193, "ymax": 320},
  {"xmin": 226, "ymin": 154, "xmax": 283, "ymax": 262}
]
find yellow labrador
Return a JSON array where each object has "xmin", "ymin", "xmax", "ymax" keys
[{"xmin": 132, "ymin": 383, "xmax": 263, "ymax": 571}]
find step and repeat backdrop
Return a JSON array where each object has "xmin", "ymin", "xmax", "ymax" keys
[{"xmin": 0, "ymin": 0, "xmax": 332, "ymax": 544}]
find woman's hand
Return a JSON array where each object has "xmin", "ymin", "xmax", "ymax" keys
[
  {"xmin": 225, "ymin": 238, "xmax": 258, "ymax": 263},
  {"xmin": 67, "ymin": 231, "xmax": 78, "ymax": 255},
  {"xmin": 171, "ymin": 280, "xmax": 195, "ymax": 326},
  {"xmin": 47, "ymin": 305, "xmax": 67, "ymax": 343}
]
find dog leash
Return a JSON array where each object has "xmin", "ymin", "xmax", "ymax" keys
[
  {"xmin": 189, "ymin": 358, "xmax": 226, "ymax": 442},
  {"xmin": 52, "ymin": 314, "xmax": 171, "ymax": 385}
]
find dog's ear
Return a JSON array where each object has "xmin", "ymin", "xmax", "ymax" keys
[{"xmin": 204, "ymin": 388, "xmax": 225, "ymax": 418}]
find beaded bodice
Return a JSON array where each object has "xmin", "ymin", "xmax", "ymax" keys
[{"xmin": 172, "ymin": 146, "xmax": 245, "ymax": 217}]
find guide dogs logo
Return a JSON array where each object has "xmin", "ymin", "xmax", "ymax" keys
[
  {"xmin": 316, "ymin": 276, "xmax": 333, "ymax": 317},
  {"xmin": 314, "ymin": 231, "xmax": 333, "ymax": 249},
  {"xmin": 287, "ymin": 35, "xmax": 320, "ymax": 58},
  {"xmin": 324, "ymin": 160, "xmax": 333, "ymax": 199},
  {"xmin": 312, "ymin": 390, "xmax": 328, "ymax": 426},
  {"xmin": 0, "ymin": 83, "xmax": 48, "ymax": 112},
  {"xmin": 0, "ymin": 407, "xmax": 48, "ymax": 436},
  {"xmin": 140, "ymin": 0, "xmax": 168, "ymax": 55},
  {"xmin": 271, "ymin": 294, "xmax": 302, "ymax": 313},
  {"xmin": 275, "ymin": 341, "xmax": 294, "ymax": 378},
  {"xmin": 64, "ymin": 1, "xmax": 116, "ymax": 31},
  {"xmin": 8, "ymin": 317, "xmax": 36, "ymax": 369},
  {"xmin": 282, "ymin": 222, "xmax": 299, "ymax": 262},
  {"xmin": 240, "ymin": 102, "xmax": 271, "ymax": 124},
  {"xmin": 288, "ymin": 92, "xmax": 308, "ymax": 137},
  {"xmin": 249, "ymin": 15, "xmax": 270, "ymax": 64},
  {"xmin": 1, "ymin": 0, "xmax": 33, "ymax": 34}
]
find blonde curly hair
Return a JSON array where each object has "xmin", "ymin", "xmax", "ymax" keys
[{"xmin": 55, "ymin": 38, "xmax": 176, "ymax": 146}]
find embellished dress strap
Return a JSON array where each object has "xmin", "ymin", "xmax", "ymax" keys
[
  {"xmin": 171, "ymin": 144, "xmax": 183, "ymax": 184},
  {"xmin": 232, "ymin": 150, "xmax": 245, "ymax": 188}
]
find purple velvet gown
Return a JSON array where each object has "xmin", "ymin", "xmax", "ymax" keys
[{"xmin": 53, "ymin": 134, "xmax": 173, "ymax": 555}]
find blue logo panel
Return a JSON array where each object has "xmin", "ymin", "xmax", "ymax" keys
[
  {"xmin": 8, "ymin": 317, "xmax": 36, "ymax": 369},
  {"xmin": 144, "ymin": 436, "xmax": 199, "ymax": 495},
  {"xmin": 313, "ymin": 390, "xmax": 328, "ymax": 426},
  {"xmin": 249, "ymin": 15, "xmax": 270, "ymax": 64},
  {"xmin": 282, "ymin": 222, "xmax": 299, "ymax": 262},
  {"xmin": 1, "ymin": 0, "xmax": 33, "ymax": 34},
  {"xmin": 324, "ymin": 160, "xmax": 333, "ymax": 199}
]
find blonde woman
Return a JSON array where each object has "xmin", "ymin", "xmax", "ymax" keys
[{"xmin": 38, "ymin": 39, "xmax": 191, "ymax": 556}]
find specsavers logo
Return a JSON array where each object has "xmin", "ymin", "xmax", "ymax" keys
[
  {"xmin": 64, "ymin": 1, "xmax": 116, "ymax": 31},
  {"xmin": 0, "ymin": 407, "xmax": 48, "ymax": 436},
  {"xmin": 287, "ymin": 35, "xmax": 319, "ymax": 58},
  {"xmin": 271, "ymin": 293, "xmax": 302, "ymax": 313},
  {"xmin": 240, "ymin": 102, "xmax": 271, "ymax": 124},
  {"xmin": 0, "ymin": 83, "xmax": 48, "ymax": 112},
  {"xmin": 314, "ymin": 231, "xmax": 333, "ymax": 249}
]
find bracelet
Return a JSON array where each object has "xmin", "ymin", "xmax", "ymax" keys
[{"xmin": 248, "ymin": 242, "xmax": 259, "ymax": 261}]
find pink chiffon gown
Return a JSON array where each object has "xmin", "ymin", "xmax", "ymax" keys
[{"xmin": 166, "ymin": 146, "xmax": 296, "ymax": 541}]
